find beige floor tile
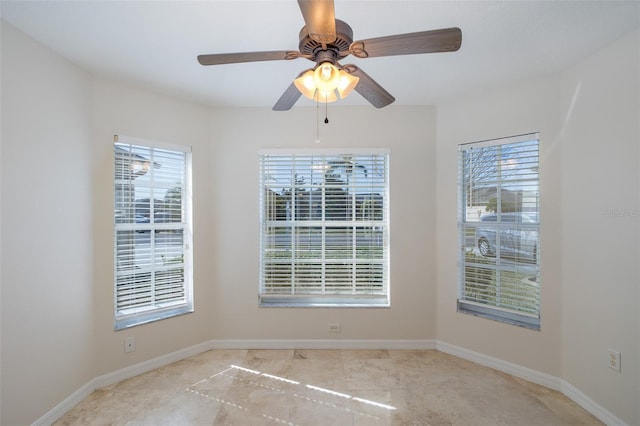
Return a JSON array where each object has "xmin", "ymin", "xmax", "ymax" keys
[
  {"xmin": 246, "ymin": 349, "xmax": 295, "ymax": 360},
  {"xmin": 294, "ymin": 349, "xmax": 343, "ymax": 360},
  {"xmin": 54, "ymin": 350, "xmax": 603, "ymax": 426},
  {"xmin": 340, "ymin": 349, "xmax": 391, "ymax": 360}
]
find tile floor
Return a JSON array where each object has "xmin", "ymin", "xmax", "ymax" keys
[{"xmin": 55, "ymin": 349, "xmax": 602, "ymax": 425}]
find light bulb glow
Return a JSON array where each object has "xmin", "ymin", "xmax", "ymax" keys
[
  {"xmin": 320, "ymin": 64, "xmax": 332, "ymax": 80},
  {"xmin": 313, "ymin": 62, "xmax": 340, "ymax": 92},
  {"xmin": 293, "ymin": 63, "xmax": 358, "ymax": 103}
]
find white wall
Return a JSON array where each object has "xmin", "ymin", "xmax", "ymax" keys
[
  {"xmin": 1, "ymin": 22, "xmax": 94, "ymax": 425},
  {"xmin": 89, "ymin": 78, "xmax": 215, "ymax": 376},
  {"xmin": 0, "ymin": 22, "xmax": 216, "ymax": 424},
  {"xmin": 560, "ymin": 30, "xmax": 639, "ymax": 425},
  {"xmin": 209, "ymin": 106, "xmax": 438, "ymax": 341},
  {"xmin": 436, "ymin": 76, "xmax": 564, "ymax": 375},
  {"xmin": 436, "ymin": 29, "xmax": 639, "ymax": 425}
]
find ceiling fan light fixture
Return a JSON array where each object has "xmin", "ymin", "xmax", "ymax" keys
[
  {"xmin": 313, "ymin": 62, "xmax": 340, "ymax": 92},
  {"xmin": 294, "ymin": 63, "xmax": 358, "ymax": 102},
  {"xmin": 314, "ymin": 89, "xmax": 338, "ymax": 103},
  {"xmin": 294, "ymin": 69, "xmax": 317, "ymax": 99},
  {"xmin": 336, "ymin": 70, "xmax": 359, "ymax": 99},
  {"xmin": 200, "ymin": 1, "xmax": 463, "ymax": 111}
]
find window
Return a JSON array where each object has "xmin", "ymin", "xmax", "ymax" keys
[
  {"xmin": 458, "ymin": 133, "xmax": 540, "ymax": 329},
  {"xmin": 259, "ymin": 150, "xmax": 390, "ymax": 307},
  {"xmin": 114, "ymin": 135, "xmax": 193, "ymax": 330}
]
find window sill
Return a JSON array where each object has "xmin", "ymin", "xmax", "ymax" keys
[
  {"xmin": 259, "ymin": 295, "xmax": 389, "ymax": 308},
  {"xmin": 115, "ymin": 305, "xmax": 193, "ymax": 330},
  {"xmin": 457, "ymin": 300, "xmax": 540, "ymax": 330}
]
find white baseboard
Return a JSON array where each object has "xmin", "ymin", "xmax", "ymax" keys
[
  {"xmin": 208, "ymin": 338, "xmax": 436, "ymax": 350},
  {"xmin": 435, "ymin": 340, "xmax": 562, "ymax": 391},
  {"xmin": 436, "ymin": 340, "xmax": 628, "ymax": 426},
  {"xmin": 33, "ymin": 339, "xmax": 627, "ymax": 426},
  {"xmin": 32, "ymin": 380, "xmax": 96, "ymax": 426},
  {"xmin": 32, "ymin": 340, "xmax": 213, "ymax": 426},
  {"xmin": 561, "ymin": 380, "xmax": 628, "ymax": 426},
  {"xmin": 32, "ymin": 339, "xmax": 434, "ymax": 425},
  {"xmin": 92, "ymin": 340, "xmax": 213, "ymax": 389}
]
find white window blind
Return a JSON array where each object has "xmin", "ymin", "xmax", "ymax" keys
[
  {"xmin": 259, "ymin": 150, "xmax": 390, "ymax": 307},
  {"xmin": 114, "ymin": 136, "xmax": 193, "ymax": 329},
  {"xmin": 458, "ymin": 133, "xmax": 540, "ymax": 329}
]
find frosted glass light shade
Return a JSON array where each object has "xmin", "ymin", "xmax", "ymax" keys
[
  {"xmin": 313, "ymin": 90, "xmax": 338, "ymax": 103},
  {"xmin": 337, "ymin": 71, "xmax": 359, "ymax": 99},
  {"xmin": 294, "ymin": 70, "xmax": 317, "ymax": 100},
  {"xmin": 293, "ymin": 63, "xmax": 358, "ymax": 103}
]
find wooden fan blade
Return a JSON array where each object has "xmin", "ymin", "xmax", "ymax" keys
[
  {"xmin": 297, "ymin": 0, "xmax": 336, "ymax": 44},
  {"xmin": 343, "ymin": 65, "xmax": 395, "ymax": 108},
  {"xmin": 198, "ymin": 51, "xmax": 301, "ymax": 66},
  {"xmin": 273, "ymin": 82, "xmax": 302, "ymax": 111},
  {"xmin": 349, "ymin": 27, "xmax": 462, "ymax": 59}
]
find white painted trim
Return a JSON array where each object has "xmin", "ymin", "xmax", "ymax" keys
[
  {"xmin": 32, "ymin": 340, "xmax": 212, "ymax": 426},
  {"xmin": 436, "ymin": 341, "xmax": 561, "ymax": 391},
  {"xmin": 33, "ymin": 339, "xmax": 628, "ymax": 426},
  {"xmin": 561, "ymin": 380, "xmax": 628, "ymax": 426},
  {"xmin": 92, "ymin": 340, "xmax": 213, "ymax": 389},
  {"xmin": 259, "ymin": 147, "xmax": 391, "ymax": 156},
  {"xmin": 208, "ymin": 339, "xmax": 436, "ymax": 350},
  {"xmin": 436, "ymin": 341, "xmax": 629, "ymax": 426},
  {"xmin": 114, "ymin": 134, "xmax": 191, "ymax": 153},
  {"xmin": 32, "ymin": 381, "xmax": 96, "ymax": 426}
]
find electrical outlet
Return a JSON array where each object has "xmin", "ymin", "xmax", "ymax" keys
[
  {"xmin": 328, "ymin": 323, "xmax": 341, "ymax": 333},
  {"xmin": 608, "ymin": 349, "xmax": 621, "ymax": 372},
  {"xmin": 125, "ymin": 336, "xmax": 136, "ymax": 353}
]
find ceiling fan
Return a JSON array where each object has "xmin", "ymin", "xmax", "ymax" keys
[{"xmin": 197, "ymin": 0, "xmax": 462, "ymax": 111}]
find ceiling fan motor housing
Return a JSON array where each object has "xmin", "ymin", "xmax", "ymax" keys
[{"xmin": 299, "ymin": 19, "xmax": 353, "ymax": 63}]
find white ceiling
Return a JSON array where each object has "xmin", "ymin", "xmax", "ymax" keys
[{"xmin": 2, "ymin": 1, "xmax": 639, "ymax": 109}]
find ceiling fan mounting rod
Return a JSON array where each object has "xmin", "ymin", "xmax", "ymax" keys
[
  {"xmin": 313, "ymin": 49, "xmax": 338, "ymax": 66},
  {"xmin": 298, "ymin": 19, "xmax": 354, "ymax": 61}
]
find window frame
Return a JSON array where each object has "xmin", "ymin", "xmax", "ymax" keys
[
  {"xmin": 457, "ymin": 133, "xmax": 540, "ymax": 330},
  {"xmin": 258, "ymin": 148, "xmax": 390, "ymax": 308},
  {"xmin": 113, "ymin": 135, "xmax": 193, "ymax": 330}
]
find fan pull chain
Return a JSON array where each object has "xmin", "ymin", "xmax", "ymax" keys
[
  {"xmin": 315, "ymin": 96, "xmax": 320, "ymax": 143},
  {"xmin": 324, "ymin": 94, "xmax": 329, "ymax": 124},
  {"xmin": 314, "ymin": 93, "xmax": 330, "ymax": 143}
]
